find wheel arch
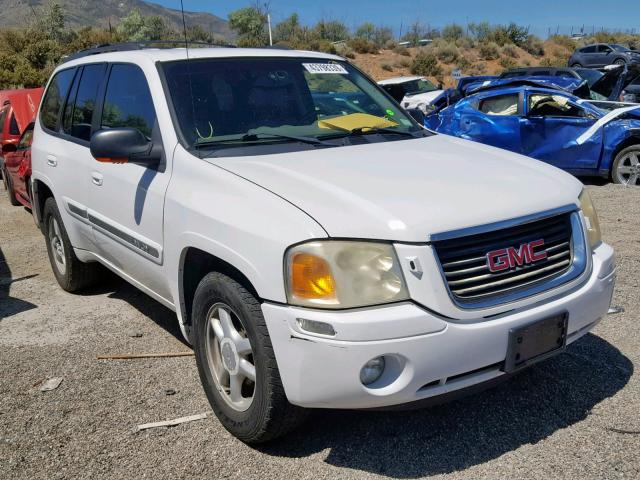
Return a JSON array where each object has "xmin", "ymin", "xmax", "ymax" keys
[
  {"xmin": 178, "ymin": 246, "xmax": 262, "ymax": 340},
  {"xmin": 32, "ymin": 178, "xmax": 54, "ymax": 231}
]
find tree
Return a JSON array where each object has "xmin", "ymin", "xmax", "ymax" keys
[
  {"xmin": 228, "ymin": 6, "xmax": 267, "ymax": 47},
  {"xmin": 442, "ymin": 24, "xmax": 464, "ymax": 41},
  {"xmin": 355, "ymin": 22, "xmax": 375, "ymax": 41},
  {"xmin": 116, "ymin": 10, "xmax": 173, "ymax": 42},
  {"xmin": 314, "ymin": 20, "xmax": 349, "ymax": 42},
  {"xmin": 274, "ymin": 13, "xmax": 302, "ymax": 43}
]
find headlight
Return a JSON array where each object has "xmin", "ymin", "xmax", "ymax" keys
[
  {"xmin": 579, "ymin": 190, "xmax": 602, "ymax": 250},
  {"xmin": 285, "ymin": 241, "xmax": 409, "ymax": 309}
]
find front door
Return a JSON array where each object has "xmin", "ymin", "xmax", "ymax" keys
[
  {"xmin": 520, "ymin": 91, "xmax": 602, "ymax": 171},
  {"xmin": 87, "ymin": 63, "xmax": 172, "ymax": 301}
]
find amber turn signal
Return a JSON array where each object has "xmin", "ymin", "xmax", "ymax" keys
[{"xmin": 290, "ymin": 252, "xmax": 336, "ymax": 300}]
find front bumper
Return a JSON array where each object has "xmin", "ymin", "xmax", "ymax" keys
[{"xmin": 263, "ymin": 242, "xmax": 616, "ymax": 409}]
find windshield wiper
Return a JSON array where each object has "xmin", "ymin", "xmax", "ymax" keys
[
  {"xmin": 322, "ymin": 127, "xmax": 419, "ymax": 139},
  {"xmin": 194, "ymin": 132, "xmax": 333, "ymax": 149}
]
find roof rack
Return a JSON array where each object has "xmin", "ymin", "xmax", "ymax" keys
[{"xmin": 61, "ymin": 40, "xmax": 236, "ymax": 63}]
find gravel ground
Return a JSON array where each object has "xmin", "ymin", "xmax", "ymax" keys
[{"xmin": 0, "ymin": 183, "xmax": 639, "ymax": 480}]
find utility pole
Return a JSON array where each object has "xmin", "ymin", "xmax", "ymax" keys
[{"xmin": 267, "ymin": 13, "xmax": 273, "ymax": 46}]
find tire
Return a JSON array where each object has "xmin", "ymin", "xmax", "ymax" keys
[
  {"xmin": 611, "ymin": 145, "xmax": 640, "ymax": 186},
  {"xmin": 571, "ymin": 62, "xmax": 582, "ymax": 68},
  {"xmin": 4, "ymin": 170, "xmax": 21, "ymax": 206},
  {"xmin": 613, "ymin": 58, "xmax": 626, "ymax": 66},
  {"xmin": 42, "ymin": 197, "xmax": 102, "ymax": 291},
  {"xmin": 192, "ymin": 272, "xmax": 307, "ymax": 443}
]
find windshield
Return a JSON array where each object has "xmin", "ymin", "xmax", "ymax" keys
[
  {"xmin": 401, "ymin": 78, "xmax": 438, "ymax": 95},
  {"xmin": 611, "ymin": 44, "xmax": 628, "ymax": 52},
  {"xmin": 161, "ymin": 57, "xmax": 419, "ymax": 150},
  {"xmin": 575, "ymin": 68, "xmax": 604, "ymax": 87}
]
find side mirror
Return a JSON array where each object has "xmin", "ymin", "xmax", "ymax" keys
[
  {"xmin": 2, "ymin": 143, "xmax": 17, "ymax": 155},
  {"xmin": 90, "ymin": 128, "xmax": 161, "ymax": 165},
  {"xmin": 406, "ymin": 107, "xmax": 426, "ymax": 125}
]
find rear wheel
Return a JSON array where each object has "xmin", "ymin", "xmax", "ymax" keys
[
  {"xmin": 43, "ymin": 197, "xmax": 102, "ymax": 291},
  {"xmin": 192, "ymin": 272, "xmax": 307, "ymax": 443},
  {"xmin": 611, "ymin": 145, "xmax": 640, "ymax": 186},
  {"xmin": 571, "ymin": 62, "xmax": 582, "ymax": 68}
]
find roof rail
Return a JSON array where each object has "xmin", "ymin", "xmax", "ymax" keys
[{"xmin": 61, "ymin": 40, "xmax": 236, "ymax": 63}]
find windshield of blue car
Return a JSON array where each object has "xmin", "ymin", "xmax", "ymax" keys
[
  {"xmin": 611, "ymin": 44, "xmax": 628, "ymax": 52},
  {"xmin": 575, "ymin": 68, "xmax": 603, "ymax": 87},
  {"xmin": 161, "ymin": 57, "xmax": 421, "ymax": 150}
]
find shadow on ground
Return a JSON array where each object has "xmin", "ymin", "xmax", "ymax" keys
[
  {"xmin": 77, "ymin": 270, "xmax": 188, "ymax": 346},
  {"xmin": 0, "ymin": 246, "xmax": 37, "ymax": 319},
  {"xmin": 259, "ymin": 334, "xmax": 632, "ymax": 478}
]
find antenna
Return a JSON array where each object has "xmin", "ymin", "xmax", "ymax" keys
[{"xmin": 180, "ymin": 0, "xmax": 200, "ymax": 157}]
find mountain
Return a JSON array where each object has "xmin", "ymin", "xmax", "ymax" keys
[{"xmin": 0, "ymin": 0, "xmax": 233, "ymax": 39}]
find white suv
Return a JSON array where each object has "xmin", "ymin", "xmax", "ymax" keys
[{"xmin": 31, "ymin": 45, "xmax": 616, "ymax": 443}]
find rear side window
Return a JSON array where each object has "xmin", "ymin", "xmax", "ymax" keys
[
  {"xmin": 478, "ymin": 94, "xmax": 519, "ymax": 116},
  {"xmin": 101, "ymin": 64, "xmax": 157, "ymax": 138},
  {"xmin": 41, "ymin": 68, "xmax": 76, "ymax": 131},
  {"xmin": 9, "ymin": 113, "xmax": 20, "ymax": 135},
  {"xmin": 63, "ymin": 64, "xmax": 106, "ymax": 141}
]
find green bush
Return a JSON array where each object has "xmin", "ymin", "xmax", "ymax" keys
[
  {"xmin": 410, "ymin": 52, "xmax": 443, "ymax": 77},
  {"xmin": 434, "ymin": 42, "xmax": 459, "ymax": 63},
  {"xmin": 522, "ymin": 36, "xmax": 545, "ymax": 56},
  {"xmin": 499, "ymin": 57, "xmax": 517, "ymax": 70},
  {"xmin": 502, "ymin": 44, "xmax": 519, "ymax": 58},
  {"xmin": 394, "ymin": 58, "xmax": 411, "ymax": 68},
  {"xmin": 466, "ymin": 61, "xmax": 487, "ymax": 75},
  {"xmin": 394, "ymin": 45, "xmax": 411, "ymax": 56},
  {"xmin": 479, "ymin": 42, "xmax": 500, "ymax": 60},
  {"xmin": 347, "ymin": 37, "xmax": 379, "ymax": 54}
]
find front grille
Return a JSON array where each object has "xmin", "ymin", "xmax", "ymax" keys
[{"xmin": 433, "ymin": 213, "xmax": 574, "ymax": 305}]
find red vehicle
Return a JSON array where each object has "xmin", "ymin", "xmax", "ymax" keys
[
  {"xmin": 3, "ymin": 122, "xmax": 34, "ymax": 207},
  {"xmin": 0, "ymin": 87, "xmax": 43, "ymax": 181}
]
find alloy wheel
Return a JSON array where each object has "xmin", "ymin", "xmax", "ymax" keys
[
  {"xmin": 205, "ymin": 302, "xmax": 256, "ymax": 412},
  {"xmin": 48, "ymin": 216, "xmax": 67, "ymax": 275},
  {"xmin": 615, "ymin": 149, "xmax": 640, "ymax": 186}
]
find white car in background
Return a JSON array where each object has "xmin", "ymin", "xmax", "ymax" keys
[{"xmin": 378, "ymin": 75, "xmax": 444, "ymax": 113}]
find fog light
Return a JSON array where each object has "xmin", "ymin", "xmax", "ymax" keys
[
  {"xmin": 360, "ymin": 356, "xmax": 385, "ymax": 385},
  {"xmin": 296, "ymin": 318, "xmax": 336, "ymax": 336}
]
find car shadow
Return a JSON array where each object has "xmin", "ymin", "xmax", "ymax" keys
[
  {"xmin": 0, "ymin": 246, "xmax": 38, "ymax": 320},
  {"xmin": 258, "ymin": 334, "xmax": 632, "ymax": 478},
  {"xmin": 78, "ymin": 271, "xmax": 188, "ymax": 346}
]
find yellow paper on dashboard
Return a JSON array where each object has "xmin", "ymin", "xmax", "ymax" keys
[{"xmin": 318, "ymin": 113, "xmax": 398, "ymax": 132}]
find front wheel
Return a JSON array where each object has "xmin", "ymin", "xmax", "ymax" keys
[
  {"xmin": 571, "ymin": 62, "xmax": 582, "ymax": 68},
  {"xmin": 611, "ymin": 145, "xmax": 640, "ymax": 186},
  {"xmin": 192, "ymin": 272, "xmax": 307, "ymax": 443},
  {"xmin": 614, "ymin": 58, "xmax": 626, "ymax": 66}
]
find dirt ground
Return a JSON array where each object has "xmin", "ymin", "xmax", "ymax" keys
[{"xmin": 1, "ymin": 182, "xmax": 639, "ymax": 480}]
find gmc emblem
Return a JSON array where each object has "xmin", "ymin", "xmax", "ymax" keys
[{"xmin": 486, "ymin": 239, "xmax": 547, "ymax": 273}]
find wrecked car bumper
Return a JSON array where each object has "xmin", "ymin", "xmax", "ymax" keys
[{"xmin": 263, "ymin": 243, "xmax": 615, "ymax": 409}]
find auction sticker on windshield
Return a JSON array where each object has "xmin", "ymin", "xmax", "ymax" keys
[{"xmin": 303, "ymin": 63, "xmax": 348, "ymax": 74}]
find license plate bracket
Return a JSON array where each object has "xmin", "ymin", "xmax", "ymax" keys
[{"xmin": 503, "ymin": 313, "xmax": 568, "ymax": 373}]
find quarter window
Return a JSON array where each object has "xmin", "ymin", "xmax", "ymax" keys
[
  {"xmin": 41, "ymin": 68, "xmax": 76, "ymax": 131},
  {"xmin": 101, "ymin": 64, "xmax": 157, "ymax": 138},
  {"xmin": 9, "ymin": 113, "xmax": 20, "ymax": 135},
  {"xmin": 478, "ymin": 94, "xmax": 519, "ymax": 116}
]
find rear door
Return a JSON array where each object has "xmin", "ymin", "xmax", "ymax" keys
[
  {"xmin": 87, "ymin": 63, "xmax": 171, "ymax": 299},
  {"xmin": 520, "ymin": 91, "xmax": 602, "ymax": 171},
  {"xmin": 459, "ymin": 92, "xmax": 523, "ymax": 152}
]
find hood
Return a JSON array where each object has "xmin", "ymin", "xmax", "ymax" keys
[
  {"xmin": 212, "ymin": 135, "xmax": 582, "ymax": 242},
  {"xmin": 591, "ymin": 64, "xmax": 640, "ymax": 100},
  {"xmin": 403, "ymin": 90, "xmax": 443, "ymax": 106}
]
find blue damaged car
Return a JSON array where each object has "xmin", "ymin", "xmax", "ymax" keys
[{"xmin": 425, "ymin": 79, "xmax": 640, "ymax": 185}]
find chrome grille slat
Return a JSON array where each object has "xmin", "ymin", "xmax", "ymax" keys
[{"xmin": 433, "ymin": 212, "xmax": 574, "ymax": 305}]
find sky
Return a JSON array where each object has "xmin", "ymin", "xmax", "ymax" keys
[{"xmin": 156, "ymin": 0, "xmax": 640, "ymax": 38}]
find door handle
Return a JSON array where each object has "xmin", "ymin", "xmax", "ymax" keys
[
  {"xmin": 91, "ymin": 172, "xmax": 103, "ymax": 186},
  {"xmin": 46, "ymin": 155, "xmax": 57, "ymax": 167}
]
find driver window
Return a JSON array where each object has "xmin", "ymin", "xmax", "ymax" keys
[
  {"xmin": 528, "ymin": 93, "xmax": 586, "ymax": 118},
  {"xmin": 598, "ymin": 45, "xmax": 612, "ymax": 53},
  {"xmin": 478, "ymin": 94, "xmax": 519, "ymax": 116}
]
